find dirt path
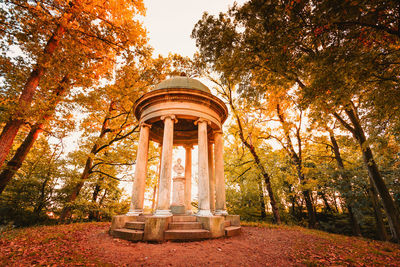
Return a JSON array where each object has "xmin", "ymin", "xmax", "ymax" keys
[{"xmin": 1, "ymin": 222, "xmax": 400, "ymax": 266}]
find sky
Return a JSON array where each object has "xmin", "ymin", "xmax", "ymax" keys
[{"xmin": 142, "ymin": 0, "xmax": 246, "ymax": 58}]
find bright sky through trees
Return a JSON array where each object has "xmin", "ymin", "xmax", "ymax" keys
[{"xmin": 143, "ymin": 0, "xmax": 247, "ymax": 57}]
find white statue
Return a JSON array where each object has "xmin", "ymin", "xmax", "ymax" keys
[{"xmin": 173, "ymin": 158, "xmax": 184, "ymax": 177}]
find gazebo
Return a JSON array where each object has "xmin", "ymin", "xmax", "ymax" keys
[{"xmin": 110, "ymin": 76, "xmax": 241, "ymax": 242}]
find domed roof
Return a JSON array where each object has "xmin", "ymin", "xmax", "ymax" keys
[{"xmin": 152, "ymin": 76, "xmax": 210, "ymax": 93}]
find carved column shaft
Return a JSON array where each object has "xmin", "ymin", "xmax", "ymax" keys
[
  {"xmin": 208, "ymin": 142, "xmax": 215, "ymax": 212},
  {"xmin": 184, "ymin": 146, "xmax": 192, "ymax": 214},
  {"xmin": 214, "ymin": 130, "xmax": 228, "ymax": 215},
  {"xmin": 155, "ymin": 115, "xmax": 176, "ymax": 216},
  {"xmin": 196, "ymin": 118, "xmax": 212, "ymax": 216},
  {"xmin": 127, "ymin": 122, "xmax": 151, "ymax": 215}
]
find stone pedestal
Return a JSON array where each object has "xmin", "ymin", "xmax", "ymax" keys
[
  {"xmin": 143, "ymin": 216, "xmax": 172, "ymax": 242},
  {"xmin": 171, "ymin": 176, "xmax": 185, "ymax": 214},
  {"xmin": 224, "ymin": 214, "xmax": 241, "ymax": 226},
  {"xmin": 110, "ymin": 215, "xmax": 137, "ymax": 232},
  {"xmin": 197, "ymin": 215, "xmax": 225, "ymax": 238}
]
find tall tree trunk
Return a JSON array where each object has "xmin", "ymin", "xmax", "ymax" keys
[
  {"xmin": 276, "ymin": 104, "xmax": 316, "ymax": 228},
  {"xmin": 257, "ymin": 177, "xmax": 267, "ymax": 220},
  {"xmin": 347, "ymin": 206, "xmax": 362, "ymax": 236},
  {"xmin": 328, "ymin": 129, "xmax": 362, "ymax": 236},
  {"xmin": 229, "ymin": 99, "xmax": 281, "ymax": 224},
  {"xmin": 334, "ymin": 106, "xmax": 400, "ymax": 241},
  {"xmin": 291, "ymin": 196, "xmax": 296, "ymax": 217},
  {"xmin": 302, "ymin": 188, "xmax": 317, "ymax": 228},
  {"xmin": 88, "ymin": 176, "xmax": 103, "ymax": 221},
  {"xmin": 59, "ymin": 101, "xmax": 115, "ymax": 222},
  {"xmin": 34, "ymin": 148, "xmax": 59, "ymax": 216},
  {"xmin": 369, "ymin": 183, "xmax": 389, "ymax": 241},
  {"xmin": 0, "ymin": 77, "xmax": 70, "ymax": 194},
  {"xmin": 318, "ymin": 191, "xmax": 333, "ymax": 213},
  {"xmin": 0, "ymin": 22, "xmax": 69, "ymax": 168},
  {"xmin": 34, "ymin": 175, "xmax": 51, "ymax": 216}
]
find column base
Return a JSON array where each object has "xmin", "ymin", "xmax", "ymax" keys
[
  {"xmin": 196, "ymin": 209, "xmax": 213, "ymax": 217},
  {"xmin": 214, "ymin": 210, "xmax": 228, "ymax": 216},
  {"xmin": 125, "ymin": 209, "xmax": 143, "ymax": 216},
  {"xmin": 185, "ymin": 210, "xmax": 193, "ymax": 215},
  {"xmin": 153, "ymin": 209, "xmax": 173, "ymax": 217},
  {"xmin": 171, "ymin": 205, "xmax": 186, "ymax": 215}
]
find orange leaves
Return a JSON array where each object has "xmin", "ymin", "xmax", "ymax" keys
[
  {"xmin": 0, "ymin": 223, "xmax": 109, "ymax": 266},
  {"xmin": 313, "ymin": 25, "xmax": 330, "ymax": 36}
]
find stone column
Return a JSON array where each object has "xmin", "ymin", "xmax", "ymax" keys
[
  {"xmin": 154, "ymin": 115, "xmax": 177, "ymax": 216},
  {"xmin": 152, "ymin": 144, "xmax": 162, "ymax": 213},
  {"xmin": 214, "ymin": 130, "xmax": 228, "ymax": 215},
  {"xmin": 184, "ymin": 145, "xmax": 193, "ymax": 214},
  {"xmin": 208, "ymin": 142, "xmax": 215, "ymax": 212},
  {"xmin": 195, "ymin": 118, "xmax": 213, "ymax": 217},
  {"xmin": 127, "ymin": 122, "xmax": 151, "ymax": 216}
]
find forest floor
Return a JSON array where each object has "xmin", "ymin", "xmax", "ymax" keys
[{"xmin": 0, "ymin": 221, "xmax": 399, "ymax": 266}]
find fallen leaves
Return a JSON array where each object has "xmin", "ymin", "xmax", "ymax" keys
[{"xmin": 1, "ymin": 222, "xmax": 400, "ymax": 266}]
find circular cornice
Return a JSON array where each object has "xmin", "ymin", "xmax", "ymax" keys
[{"xmin": 134, "ymin": 88, "xmax": 228, "ymax": 124}]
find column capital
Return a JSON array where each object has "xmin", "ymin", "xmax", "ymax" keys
[
  {"xmin": 161, "ymin": 114, "xmax": 178, "ymax": 124},
  {"xmin": 194, "ymin": 117, "xmax": 211, "ymax": 126},
  {"xmin": 139, "ymin": 122, "xmax": 152, "ymax": 129},
  {"xmin": 184, "ymin": 144, "xmax": 193, "ymax": 150},
  {"xmin": 213, "ymin": 130, "xmax": 223, "ymax": 135}
]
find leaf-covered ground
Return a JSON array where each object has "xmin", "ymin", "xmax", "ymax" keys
[{"xmin": 0, "ymin": 222, "xmax": 399, "ymax": 266}]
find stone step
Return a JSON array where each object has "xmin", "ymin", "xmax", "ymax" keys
[
  {"xmin": 172, "ymin": 215, "xmax": 197, "ymax": 222},
  {"xmin": 224, "ymin": 220, "xmax": 231, "ymax": 227},
  {"xmin": 165, "ymin": 229, "xmax": 211, "ymax": 240},
  {"xmin": 125, "ymin": 221, "xmax": 145, "ymax": 230},
  {"xmin": 111, "ymin": 228, "xmax": 143, "ymax": 241},
  {"xmin": 225, "ymin": 226, "xmax": 241, "ymax": 237},
  {"xmin": 136, "ymin": 216, "xmax": 147, "ymax": 222},
  {"xmin": 168, "ymin": 222, "xmax": 203, "ymax": 230}
]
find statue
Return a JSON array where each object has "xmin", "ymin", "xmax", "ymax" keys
[
  {"xmin": 173, "ymin": 158, "xmax": 184, "ymax": 177},
  {"xmin": 171, "ymin": 158, "xmax": 185, "ymax": 211}
]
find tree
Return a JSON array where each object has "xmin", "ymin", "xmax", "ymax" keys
[
  {"xmin": 0, "ymin": 76, "xmax": 70, "ymax": 193},
  {"xmin": 0, "ymin": 0, "xmax": 147, "ymax": 168},
  {"xmin": 202, "ymin": 71, "xmax": 282, "ymax": 224},
  {"xmin": 192, "ymin": 0, "xmax": 400, "ymax": 240},
  {"xmin": 0, "ymin": 136, "xmax": 65, "ymax": 226}
]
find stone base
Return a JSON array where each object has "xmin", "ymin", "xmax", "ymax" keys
[
  {"xmin": 196, "ymin": 209, "xmax": 213, "ymax": 217},
  {"xmin": 214, "ymin": 209, "xmax": 229, "ymax": 216},
  {"xmin": 110, "ymin": 213, "xmax": 241, "ymax": 242},
  {"xmin": 125, "ymin": 209, "xmax": 143, "ymax": 216},
  {"xmin": 143, "ymin": 215, "xmax": 172, "ymax": 242},
  {"xmin": 224, "ymin": 214, "xmax": 240, "ymax": 226},
  {"xmin": 171, "ymin": 205, "xmax": 186, "ymax": 215},
  {"xmin": 110, "ymin": 215, "xmax": 138, "ymax": 231},
  {"xmin": 153, "ymin": 209, "xmax": 172, "ymax": 217},
  {"xmin": 197, "ymin": 215, "xmax": 225, "ymax": 238}
]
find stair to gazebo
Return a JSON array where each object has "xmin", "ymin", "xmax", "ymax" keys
[
  {"xmin": 111, "ymin": 228, "xmax": 144, "ymax": 241},
  {"xmin": 111, "ymin": 217, "xmax": 146, "ymax": 241},
  {"xmin": 165, "ymin": 215, "xmax": 211, "ymax": 240},
  {"xmin": 224, "ymin": 220, "xmax": 241, "ymax": 236}
]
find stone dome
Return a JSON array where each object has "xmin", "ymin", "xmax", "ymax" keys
[{"xmin": 153, "ymin": 76, "xmax": 210, "ymax": 93}]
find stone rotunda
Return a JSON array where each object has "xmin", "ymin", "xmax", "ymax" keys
[{"xmin": 110, "ymin": 76, "xmax": 241, "ymax": 242}]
